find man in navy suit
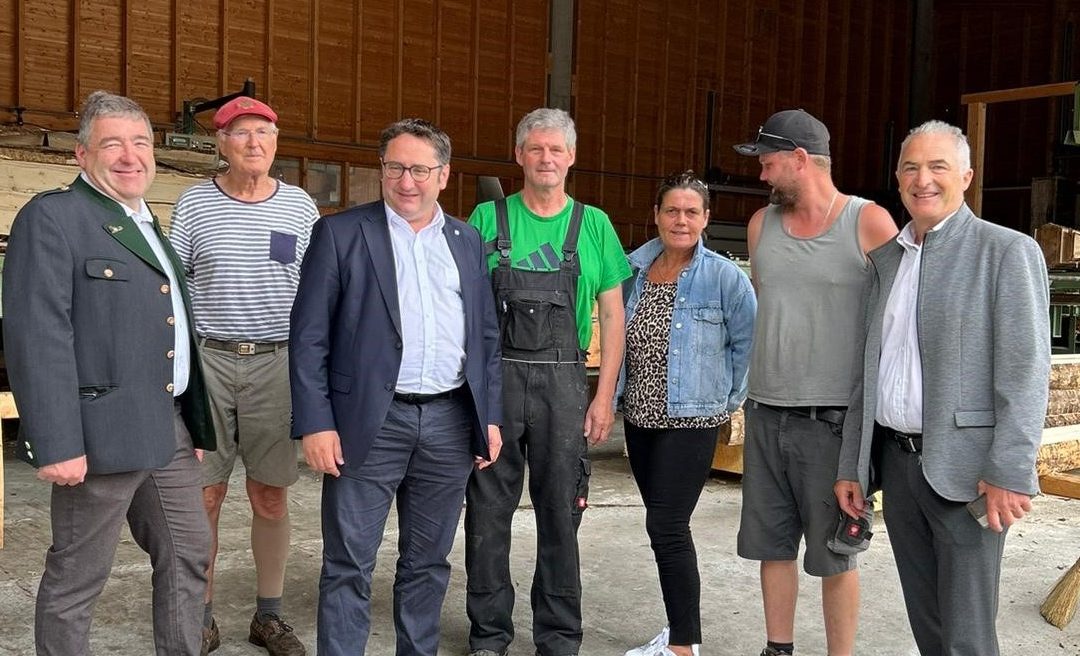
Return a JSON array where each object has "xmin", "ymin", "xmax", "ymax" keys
[{"xmin": 289, "ymin": 118, "xmax": 503, "ymax": 656}]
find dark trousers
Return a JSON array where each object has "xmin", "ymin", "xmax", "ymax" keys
[
  {"xmin": 879, "ymin": 434, "xmax": 1007, "ymax": 656},
  {"xmin": 624, "ymin": 421, "xmax": 718, "ymax": 646},
  {"xmin": 317, "ymin": 397, "xmax": 474, "ymax": 656},
  {"xmin": 36, "ymin": 404, "xmax": 209, "ymax": 656},
  {"xmin": 465, "ymin": 360, "xmax": 590, "ymax": 656}
]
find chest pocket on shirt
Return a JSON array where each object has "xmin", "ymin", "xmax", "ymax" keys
[
  {"xmin": 270, "ymin": 231, "xmax": 298, "ymax": 264},
  {"xmin": 690, "ymin": 305, "xmax": 726, "ymax": 356},
  {"xmin": 85, "ymin": 258, "xmax": 129, "ymax": 281},
  {"xmin": 499, "ymin": 289, "xmax": 571, "ymax": 351}
]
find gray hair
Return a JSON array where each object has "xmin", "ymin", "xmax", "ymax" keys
[
  {"xmin": 76, "ymin": 91, "xmax": 153, "ymax": 147},
  {"xmin": 378, "ymin": 118, "xmax": 452, "ymax": 165},
  {"xmin": 515, "ymin": 108, "xmax": 577, "ymax": 150},
  {"xmin": 900, "ymin": 120, "xmax": 971, "ymax": 171}
]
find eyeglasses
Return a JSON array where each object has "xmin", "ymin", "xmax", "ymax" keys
[
  {"xmin": 222, "ymin": 128, "xmax": 278, "ymax": 141},
  {"xmin": 381, "ymin": 161, "xmax": 444, "ymax": 182},
  {"xmin": 755, "ymin": 127, "xmax": 800, "ymax": 151}
]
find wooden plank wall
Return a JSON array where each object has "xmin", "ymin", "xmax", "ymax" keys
[
  {"xmin": 573, "ymin": 0, "xmax": 911, "ymax": 246},
  {"xmin": 2, "ymin": 1, "xmax": 1077, "ymax": 241},
  {"xmin": 0, "ymin": 0, "xmax": 550, "ymax": 219},
  {"xmin": 932, "ymin": 0, "xmax": 1080, "ymax": 235}
]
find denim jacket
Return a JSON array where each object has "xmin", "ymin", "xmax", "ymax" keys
[{"xmin": 616, "ymin": 238, "xmax": 756, "ymax": 417}]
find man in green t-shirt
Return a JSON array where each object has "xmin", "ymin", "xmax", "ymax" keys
[{"xmin": 464, "ymin": 108, "xmax": 631, "ymax": 656}]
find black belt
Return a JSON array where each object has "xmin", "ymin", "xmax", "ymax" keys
[
  {"xmin": 200, "ymin": 338, "xmax": 288, "ymax": 356},
  {"xmin": 758, "ymin": 402, "xmax": 846, "ymax": 425},
  {"xmin": 875, "ymin": 422, "xmax": 923, "ymax": 453},
  {"xmin": 393, "ymin": 386, "xmax": 465, "ymax": 405}
]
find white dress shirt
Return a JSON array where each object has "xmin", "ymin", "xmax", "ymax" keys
[
  {"xmin": 876, "ymin": 213, "xmax": 955, "ymax": 433},
  {"xmin": 385, "ymin": 203, "xmax": 466, "ymax": 394},
  {"xmin": 80, "ymin": 173, "xmax": 190, "ymax": 396}
]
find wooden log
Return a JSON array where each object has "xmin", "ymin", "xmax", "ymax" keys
[
  {"xmin": 1046, "ymin": 413, "xmax": 1080, "ymax": 428},
  {"xmin": 1047, "ymin": 388, "xmax": 1080, "ymax": 415},
  {"xmin": 1040, "ymin": 470, "xmax": 1080, "ymax": 499},
  {"xmin": 1050, "ymin": 361, "xmax": 1080, "ymax": 390},
  {"xmin": 1037, "ymin": 440, "xmax": 1080, "ymax": 476}
]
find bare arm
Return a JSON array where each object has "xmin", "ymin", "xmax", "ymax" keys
[
  {"xmin": 746, "ymin": 207, "xmax": 767, "ymax": 292},
  {"xmin": 857, "ymin": 203, "xmax": 899, "ymax": 256},
  {"xmin": 583, "ymin": 286, "xmax": 625, "ymax": 445}
]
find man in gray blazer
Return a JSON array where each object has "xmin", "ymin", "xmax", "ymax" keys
[
  {"xmin": 835, "ymin": 120, "xmax": 1050, "ymax": 656},
  {"xmin": 3, "ymin": 91, "xmax": 216, "ymax": 655}
]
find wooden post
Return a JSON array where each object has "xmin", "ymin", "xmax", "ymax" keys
[
  {"xmin": 965, "ymin": 101, "xmax": 986, "ymax": 215},
  {"xmin": 959, "ymin": 81, "xmax": 1078, "ymax": 216}
]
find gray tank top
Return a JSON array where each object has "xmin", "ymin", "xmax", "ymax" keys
[{"xmin": 748, "ymin": 196, "xmax": 872, "ymax": 406}]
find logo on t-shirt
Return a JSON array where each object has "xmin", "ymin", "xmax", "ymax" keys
[{"xmin": 514, "ymin": 242, "xmax": 563, "ymax": 271}]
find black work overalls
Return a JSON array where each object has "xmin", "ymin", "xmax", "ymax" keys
[{"xmin": 464, "ymin": 199, "xmax": 592, "ymax": 656}]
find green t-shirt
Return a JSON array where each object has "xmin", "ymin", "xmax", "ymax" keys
[{"xmin": 469, "ymin": 192, "xmax": 631, "ymax": 350}]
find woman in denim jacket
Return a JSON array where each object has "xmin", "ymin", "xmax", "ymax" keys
[{"xmin": 618, "ymin": 171, "xmax": 756, "ymax": 656}]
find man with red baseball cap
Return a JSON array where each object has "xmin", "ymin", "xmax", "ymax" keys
[{"xmin": 171, "ymin": 95, "xmax": 318, "ymax": 656}]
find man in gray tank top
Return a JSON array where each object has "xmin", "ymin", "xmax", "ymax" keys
[{"xmin": 732, "ymin": 110, "xmax": 897, "ymax": 656}]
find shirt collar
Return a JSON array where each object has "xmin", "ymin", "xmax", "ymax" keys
[
  {"xmin": 79, "ymin": 172, "xmax": 154, "ymax": 224},
  {"xmin": 896, "ymin": 208, "xmax": 958, "ymax": 252},
  {"xmin": 384, "ymin": 202, "xmax": 445, "ymax": 234}
]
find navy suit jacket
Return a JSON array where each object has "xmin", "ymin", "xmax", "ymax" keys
[{"xmin": 289, "ymin": 200, "xmax": 502, "ymax": 468}]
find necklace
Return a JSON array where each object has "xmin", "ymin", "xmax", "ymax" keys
[{"xmin": 824, "ymin": 190, "xmax": 840, "ymax": 219}]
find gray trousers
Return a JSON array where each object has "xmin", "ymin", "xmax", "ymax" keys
[
  {"xmin": 35, "ymin": 404, "xmax": 210, "ymax": 656},
  {"xmin": 880, "ymin": 437, "xmax": 1007, "ymax": 656}
]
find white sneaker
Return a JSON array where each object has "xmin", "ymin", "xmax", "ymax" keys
[
  {"xmin": 624, "ymin": 627, "xmax": 670, "ymax": 656},
  {"xmin": 658, "ymin": 646, "xmax": 700, "ymax": 656}
]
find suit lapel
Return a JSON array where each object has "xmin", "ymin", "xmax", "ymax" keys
[
  {"xmin": 442, "ymin": 219, "xmax": 473, "ymax": 326},
  {"xmin": 360, "ymin": 207, "xmax": 403, "ymax": 338},
  {"xmin": 73, "ymin": 177, "xmax": 166, "ymax": 275},
  {"xmin": 442, "ymin": 219, "xmax": 473, "ymax": 328}
]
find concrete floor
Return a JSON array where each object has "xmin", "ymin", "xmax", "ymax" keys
[{"xmin": 1, "ymin": 422, "xmax": 1078, "ymax": 656}]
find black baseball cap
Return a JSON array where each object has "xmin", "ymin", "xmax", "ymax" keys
[{"xmin": 733, "ymin": 109, "xmax": 830, "ymax": 156}]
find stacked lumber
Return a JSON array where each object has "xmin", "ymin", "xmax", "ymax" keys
[{"xmin": 1040, "ymin": 357, "xmax": 1080, "ymax": 499}]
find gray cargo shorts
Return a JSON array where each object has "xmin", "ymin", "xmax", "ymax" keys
[{"xmin": 737, "ymin": 400, "xmax": 856, "ymax": 577}]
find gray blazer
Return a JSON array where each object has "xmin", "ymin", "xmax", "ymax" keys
[
  {"xmin": 3, "ymin": 177, "xmax": 216, "ymax": 474},
  {"xmin": 839, "ymin": 204, "xmax": 1050, "ymax": 501}
]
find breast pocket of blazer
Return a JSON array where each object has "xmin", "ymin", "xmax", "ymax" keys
[{"xmin": 84, "ymin": 258, "xmax": 130, "ymax": 281}]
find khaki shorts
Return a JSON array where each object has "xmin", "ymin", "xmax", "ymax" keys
[
  {"xmin": 199, "ymin": 345, "xmax": 299, "ymax": 488},
  {"xmin": 737, "ymin": 400, "xmax": 856, "ymax": 577}
]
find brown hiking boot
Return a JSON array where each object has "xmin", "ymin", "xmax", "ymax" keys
[
  {"xmin": 248, "ymin": 612, "xmax": 306, "ymax": 655},
  {"xmin": 200, "ymin": 617, "xmax": 220, "ymax": 656}
]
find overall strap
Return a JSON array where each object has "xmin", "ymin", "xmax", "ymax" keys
[
  {"xmin": 494, "ymin": 198, "xmax": 513, "ymax": 269},
  {"xmin": 560, "ymin": 201, "xmax": 585, "ymax": 266}
]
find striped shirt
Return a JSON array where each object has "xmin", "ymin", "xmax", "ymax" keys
[{"xmin": 169, "ymin": 179, "xmax": 319, "ymax": 341}]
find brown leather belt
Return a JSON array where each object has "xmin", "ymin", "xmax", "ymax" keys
[{"xmin": 200, "ymin": 338, "xmax": 288, "ymax": 356}]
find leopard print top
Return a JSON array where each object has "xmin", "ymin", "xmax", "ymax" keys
[{"xmin": 623, "ymin": 280, "xmax": 727, "ymax": 429}]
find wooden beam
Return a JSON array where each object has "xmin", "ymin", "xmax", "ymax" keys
[
  {"xmin": 711, "ymin": 442, "xmax": 743, "ymax": 474},
  {"xmin": 965, "ymin": 101, "xmax": 986, "ymax": 215},
  {"xmin": 1040, "ymin": 470, "xmax": 1080, "ymax": 499},
  {"xmin": 959, "ymin": 81, "xmax": 1077, "ymax": 216},
  {"xmin": 961, "ymin": 81, "xmax": 1078, "ymax": 105}
]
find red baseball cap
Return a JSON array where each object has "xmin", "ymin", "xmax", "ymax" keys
[{"xmin": 213, "ymin": 96, "xmax": 278, "ymax": 130}]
